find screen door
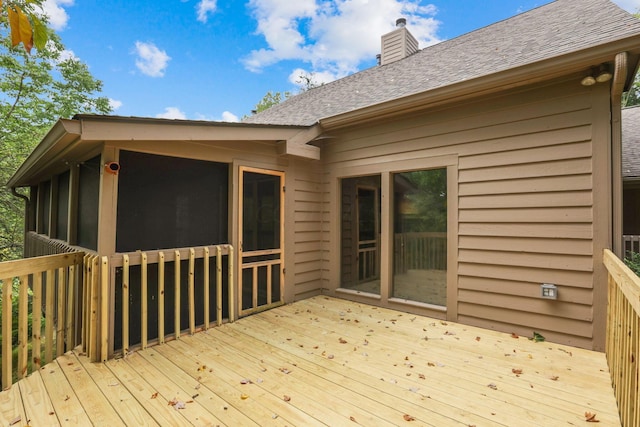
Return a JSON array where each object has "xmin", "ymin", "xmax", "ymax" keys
[{"xmin": 239, "ymin": 167, "xmax": 285, "ymax": 315}]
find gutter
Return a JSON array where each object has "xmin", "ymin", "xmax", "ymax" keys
[
  {"xmin": 11, "ymin": 187, "xmax": 30, "ymax": 256},
  {"xmin": 611, "ymin": 52, "xmax": 629, "ymax": 258}
]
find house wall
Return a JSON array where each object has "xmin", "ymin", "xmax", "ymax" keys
[{"xmin": 320, "ymin": 75, "xmax": 612, "ymax": 350}]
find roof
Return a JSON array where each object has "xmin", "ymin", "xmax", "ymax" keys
[
  {"xmin": 243, "ymin": 0, "xmax": 640, "ymax": 127},
  {"xmin": 623, "ymin": 106, "xmax": 640, "ymax": 179}
]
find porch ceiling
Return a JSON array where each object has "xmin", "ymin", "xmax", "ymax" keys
[{"xmin": 0, "ymin": 296, "xmax": 620, "ymax": 426}]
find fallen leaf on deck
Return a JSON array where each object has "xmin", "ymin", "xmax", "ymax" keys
[
  {"xmin": 427, "ymin": 362, "xmax": 435, "ymax": 367},
  {"xmin": 512, "ymin": 368, "xmax": 523, "ymax": 375},
  {"xmin": 151, "ymin": 392, "xmax": 158, "ymax": 399},
  {"xmin": 240, "ymin": 394, "xmax": 249, "ymax": 400},
  {"xmin": 350, "ymin": 416, "xmax": 357, "ymax": 422},
  {"xmin": 403, "ymin": 414, "xmax": 415, "ymax": 421},
  {"xmin": 487, "ymin": 383, "xmax": 498, "ymax": 390},
  {"xmin": 197, "ymin": 365, "xmax": 207, "ymax": 372},
  {"xmin": 64, "ymin": 395, "xmax": 70, "ymax": 401},
  {"xmin": 283, "ymin": 395, "xmax": 291, "ymax": 402},
  {"xmin": 440, "ymin": 321, "xmax": 448, "ymax": 326},
  {"xmin": 444, "ymin": 331, "xmax": 456, "ymax": 336},
  {"xmin": 418, "ymin": 373, "xmax": 426, "ymax": 379},
  {"xmin": 327, "ymin": 354, "xmax": 335, "ymax": 359},
  {"xmin": 279, "ymin": 368, "xmax": 292, "ymax": 374},
  {"xmin": 339, "ymin": 338, "xmax": 348, "ymax": 344},
  {"xmin": 585, "ymin": 412, "xmax": 599, "ymax": 422},
  {"xmin": 9, "ymin": 416, "xmax": 20, "ymax": 426},
  {"xmin": 174, "ymin": 401, "xmax": 186, "ymax": 410},
  {"xmin": 240, "ymin": 378, "xmax": 252, "ymax": 384},
  {"xmin": 475, "ymin": 336, "xmax": 481, "ymax": 341},
  {"xmin": 550, "ymin": 375, "xmax": 559, "ymax": 381},
  {"xmin": 530, "ymin": 332, "xmax": 546, "ymax": 342},
  {"xmin": 510, "ymin": 333, "xmax": 519, "ymax": 339}
]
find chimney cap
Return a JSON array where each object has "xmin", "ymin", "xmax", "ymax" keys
[{"xmin": 396, "ymin": 18, "xmax": 406, "ymax": 28}]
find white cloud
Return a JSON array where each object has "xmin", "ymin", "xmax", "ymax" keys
[
  {"xmin": 221, "ymin": 111, "xmax": 239, "ymax": 122},
  {"xmin": 41, "ymin": 0, "xmax": 74, "ymax": 31},
  {"xmin": 156, "ymin": 107, "xmax": 187, "ymax": 119},
  {"xmin": 196, "ymin": 0, "xmax": 217, "ymax": 22},
  {"xmin": 134, "ymin": 41, "xmax": 171, "ymax": 77},
  {"xmin": 612, "ymin": 0, "xmax": 640, "ymax": 12},
  {"xmin": 109, "ymin": 99, "xmax": 123, "ymax": 111},
  {"xmin": 243, "ymin": 0, "xmax": 440, "ymax": 80}
]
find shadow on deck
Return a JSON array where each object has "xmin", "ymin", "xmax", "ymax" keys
[{"xmin": 0, "ymin": 296, "xmax": 620, "ymax": 426}]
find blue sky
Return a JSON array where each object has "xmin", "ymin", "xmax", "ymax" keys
[{"xmin": 41, "ymin": 0, "xmax": 640, "ymax": 122}]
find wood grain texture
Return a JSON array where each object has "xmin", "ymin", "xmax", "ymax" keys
[{"xmin": 0, "ymin": 297, "xmax": 620, "ymax": 426}]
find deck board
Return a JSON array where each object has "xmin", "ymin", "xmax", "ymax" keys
[{"xmin": 0, "ymin": 296, "xmax": 621, "ymax": 426}]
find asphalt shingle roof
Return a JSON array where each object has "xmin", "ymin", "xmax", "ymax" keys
[
  {"xmin": 623, "ymin": 106, "xmax": 640, "ymax": 179},
  {"xmin": 243, "ymin": 0, "xmax": 640, "ymax": 126}
]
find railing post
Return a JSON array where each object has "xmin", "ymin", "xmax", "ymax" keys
[
  {"xmin": 158, "ymin": 252, "xmax": 165, "ymax": 345},
  {"xmin": 17, "ymin": 276, "xmax": 28, "ymax": 380},
  {"xmin": 100, "ymin": 256, "xmax": 109, "ymax": 362},
  {"xmin": 141, "ymin": 252, "xmax": 148, "ymax": 350},
  {"xmin": 188, "ymin": 248, "xmax": 195, "ymax": 335},
  {"xmin": 228, "ymin": 245, "xmax": 235, "ymax": 322},
  {"xmin": 2, "ymin": 277, "xmax": 12, "ymax": 389},
  {"xmin": 32, "ymin": 272, "xmax": 42, "ymax": 370},
  {"xmin": 203, "ymin": 247, "xmax": 210, "ymax": 330},
  {"xmin": 216, "ymin": 246, "xmax": 222, "ymax": 326},
  {"xmin": 122, "ymin": 254, "xmax": 129, "ymax": 355},
  {"xmin": 174, "ymin": 250, "xmax": 181, "ymax": 339}
]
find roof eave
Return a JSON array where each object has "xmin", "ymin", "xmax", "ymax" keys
[
  {"xmin": 320, "ymin": 37, "xmax": 640, "ymax": 130},
  {"xmin": 7, "ymin": 118, "xmax": 82, "ymax": 188}
]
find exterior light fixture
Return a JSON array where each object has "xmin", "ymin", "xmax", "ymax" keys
[
  {"xmin": 541, "ymin": 283, "xmax": 558, "ymax": 300},
  {"xmin": 581, "ymin": 75, "xmax": 597, "ymax": 86},
  {"xmin": 595, "ymin": 64, "xmax": 612, "ymax": 83},
  {"xmin": 581, "ymin": 63, "xmax": 612, "ymax": 86}
]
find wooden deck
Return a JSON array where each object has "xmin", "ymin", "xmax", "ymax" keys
[{"xmin": 0, "ymin": 296, "xmax": 620, "ymax": 426}]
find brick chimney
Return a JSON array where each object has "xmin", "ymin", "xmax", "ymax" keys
[{"xmin": 380, "ymin": 18, "xmax": 419, "ymax": 65}]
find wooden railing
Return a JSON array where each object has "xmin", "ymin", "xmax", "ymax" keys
[
  {"xmin": 24, "ymin": 231, "xmax": 78, "ymax": 258},
  {"xmin": 394, "ymin": 232, "xmax": 447, "ymax": 274},
  {"xmin": 108, "ymin": 245, "xmax": 235, "ymax": 358},
  {"xmin": 604, "ymin": 249, "xmax": 640, "ymax": 427},
  {"xmin": 624, "ymin": 235, "xmax": 640, "ymax": 255},
  {"xmin": 0, "ymin": 252, "xmax": 85, "ymax": 389}
]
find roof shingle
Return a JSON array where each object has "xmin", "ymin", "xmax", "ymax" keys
[
  {"xmin": 623, "ymin": 106, "xmax": 640, "ymax": 179},
  {"xmin": 243, "ymin": 0, "xmax": 640, "ymax": 126}
]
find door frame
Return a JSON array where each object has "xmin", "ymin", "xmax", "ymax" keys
[{"xmin": 238, "ymin": 166, "xmax": 285, "ymax": 316}]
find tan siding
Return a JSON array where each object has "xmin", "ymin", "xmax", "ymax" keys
[
  {"xmin": 320, "ymin": 76, "xmax": 608, "ymax": 349},
  {"xmin": 458, "ymin": 276, "xmax": 594, "ymax": 305},
  {"xmin": 458, "ymin": 236, "xmax": 593, "ymax": 255},
  {"xmin": 292, "ymin": 162, "xmax": 324, "ymax": 300},
  {"xmin": 459, "ymin": 174, "xmax": 592, "ymax": 196}
]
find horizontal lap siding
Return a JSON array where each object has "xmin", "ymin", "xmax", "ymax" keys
[
  {"xmin": 456, "ymin": 88, "xmax": 596, "ymax": 348},
  {"xmin": 321, "ymin": 78, "xmax": 602, "ymax": 348},
  {"xmin": 292, "ymin": 162, "xmax": 325, "ymax": 300}
]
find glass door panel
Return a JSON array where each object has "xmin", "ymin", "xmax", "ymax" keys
[
  {"xmin": 393, "ymin": 169, "xmax": 447, "ymax": 306},
  {"xmin": 340, "ymin": 176, "xmax": 381, "ymax": 294}
]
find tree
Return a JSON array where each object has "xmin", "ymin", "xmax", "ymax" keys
[
  {"xmin": 0, "ymin": 25, "xmax": 111, "ymax": 261},
  {"xmin": 623, "ymin": 71, "xmax": 640, "ymax": 107},
  {"xmin": 248, "ymin": 72, "xmax": 323, "ymax": 116},
  {"xmin": 251, "ymin": 90, "xmax": 291, "ymax": 114}
]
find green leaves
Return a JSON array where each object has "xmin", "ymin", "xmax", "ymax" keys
[
  {"xmin": 529, "ymin": 332, "xmax": 546, "ymax": 343},
  {"xmin": 0, "ymin": 26, "xmax": 112, "ymax": 261}
]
